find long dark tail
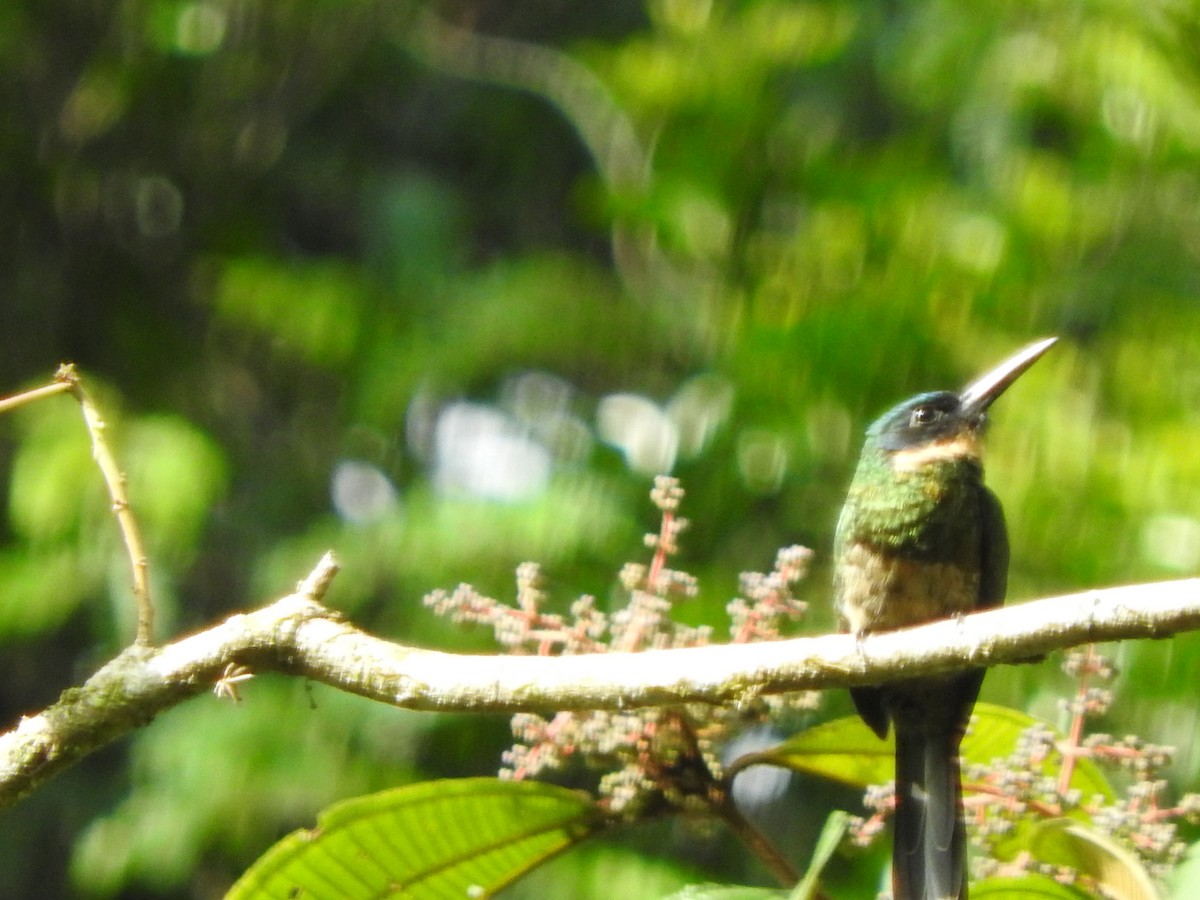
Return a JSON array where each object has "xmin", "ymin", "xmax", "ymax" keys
[{"xmin": 892, "ymin": 720, "xmax": 967, "ymax": 900}]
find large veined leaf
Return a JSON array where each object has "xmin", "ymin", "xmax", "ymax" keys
[
  {"xmin": 734, "ymin": 703, "xmax": 1114, "ymax": 805},
  {"xmin": 226, "ymin": 778, "xmax": 606, "ymax": 899}
]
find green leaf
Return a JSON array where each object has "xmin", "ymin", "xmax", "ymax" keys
[
  {"xmin": 656, "ymin": 813, "xmax": 854, "ymax": 900},
  {"xmin": 790, "ymin": 810, "xmax": 851, "ymax": 900},
  {"xmin": 225, "ymin": 778, "xmax": 606, "ymax": 900},
  {"xmin": 0, "ymin": 547, "xmax": 92, "ymax": 636},
  {"xmin": 737, "ymin": 704, "xmax": 1115, "ymax": 804},
  {"xmin": 964, "ymin": 708, "xmax": 1114, "ymax": 867},
  {"xmin": 8, "ymin": 401, "xmax": 103, "ymax": 543},
  {"xmin": 1168, "ymin": 838, "xmax": 1200, "ymax": 898},
  {"xmin": 662, "ymin": 887, "xmax": 785, "ymax": 900},
  {"xmin": 213, "ymin": 257, "xmax": 364, "ymax": 366},
  {"xmin": 1027, "ymin": 820, "xmax": 1160, "ymax": 900},
  {"xmin": 124, "ymin": 414, "xmax": 227, "ymax": 558},
  {"xmin": 959, "ymin": 705, "xmax": 1115, "ymax": 805},
  {"xmin": 731, "ymin": 712, "xmax": 893, "ymax": 788},
  {"xmin": 506, "ymin": 843, "xmax": 700, "ymax": 899},
  {"xmin": 973, "ymin": 874, "xmax": 1094, "ymax": 898}
]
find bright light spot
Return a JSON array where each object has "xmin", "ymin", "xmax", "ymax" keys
[
  {"xmin": 331, "ymin": 460, "xmax": 399, "ymax": 524},
  {"xmin": 405, "ymin": 387, "xmax": 440, "ymax": 462},
  {"xmin": 58, "ymin": 74, "xmax": 123, "ymax": 143},
  {"xmin": 134, "ymin": 175, "xmax": 184, "ymax": 238},
  {"xmin": 597, "ymin": 394, "xmax": 678, "ymax": 475},
  {"xmin": 434, "ymin": 403, "xmax": 551, "ymax": 501},
  {"xmin": 723, "ymin": 727, "xmax": 791, "ymax": 809},
  {"xmin": 1140, "ymin": 514, "xmax": 1200, "ymax": 572},
  {"xmin": 502, "ymin": 371, "xmax": 593, "ymax": 463},
  {"xmin": 650, "ymin": 0, "xmax": 713, "ymax": 35},
  {"xmin": 505, "ymin": 371, "xmax": 573, "ymax": 425},
  {"xmin": 806, "ymin": 402, "xmax": 853, "ymax": 462},
  {"xmin": 176, "ymin": 2, "xmax": 227, "ymax": 55},
  {"xmin": 737, "ymin": 429, "xmax": 788, "ymax": 493},
  {"xmin": 235, "ymin": 116, "xmax": 288, "ymax": 171},
  {"xmin": 677, "ymin": 193, "xmax": 731, "ymax": 260},
  {"xmin": 945, "ymin": 213, "xmax": 1006, "ymax": 274},
  {"xmin": 539, "ymin": 414, "xmax": 593, "ymax": 464},
  {"xmin": 998, "ymin": 32, "xmax": 1059, "ymax": 85},
  {"xmin": 1102, "ymin": 87, "xmax": 1156, "ymax": 152},
  {"xmin": 668, "ymin": 373, "xmax": 734, "ymax": 459}
]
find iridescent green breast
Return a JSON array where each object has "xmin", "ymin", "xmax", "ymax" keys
[
  {"xmin": 833, "ymin": 448, "xmax": 986, "ymax": 634},
  {"xmin": 834, "ymin": 449, "xmax": 983, "ymax": 563}
]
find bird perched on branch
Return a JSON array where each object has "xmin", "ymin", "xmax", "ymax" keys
[{"xmin": 833, "ymin": 337, "xmax": 1056, "ymax": 900}]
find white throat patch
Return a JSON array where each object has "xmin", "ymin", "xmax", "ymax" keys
[{"xmin": 889, "ymin": 433, "xmax": 982, "ymax": 473}]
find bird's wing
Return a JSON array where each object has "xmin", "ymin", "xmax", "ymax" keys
[{"xmin": 978, "ymin": 484, "xmax": 1009, "ymax": 610}]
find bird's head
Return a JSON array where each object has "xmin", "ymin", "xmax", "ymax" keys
[{"xmin": 866, "ymin": 337, "xmax": 1057, "ymax": 472}]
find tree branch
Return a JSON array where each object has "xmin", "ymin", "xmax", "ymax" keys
[
  {"xmin": 0, "ymin": 366, "xmax": 157, "ymax": 645},
  {"xmin": 55, "ymin": 364, "xmax": 155, "ymax": 644},
  {"xmin": 1, "ymin": 553, "xmax": 1196, "ymax": 807}
]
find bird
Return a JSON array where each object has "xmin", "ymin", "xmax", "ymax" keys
[{"xmin": 833, "ymin": 337, "xmax": 1056, "ymax": 900}]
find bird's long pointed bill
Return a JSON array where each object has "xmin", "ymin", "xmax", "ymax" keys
[{"xmin": 958, "ymin": 337, "xmax": 1058, "ymax": 416}]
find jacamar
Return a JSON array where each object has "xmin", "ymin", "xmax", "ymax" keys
[{"xmin": 833, "ymin": 337, "xmax": 1056, "ymax": 900}]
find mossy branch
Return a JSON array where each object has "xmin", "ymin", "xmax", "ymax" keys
[{"xmin": 0, "ymin": 552, "xmax": 1195, "ymax": 808}]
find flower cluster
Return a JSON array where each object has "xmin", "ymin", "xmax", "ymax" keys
[
  {"xmin": 851, "ymin": 643, "xmax": 1200, "ymax": 888},
  {"xmin": 423, "ymin": 562, "xmax": 606, "ymax": 655},
  {"xmin": 998, "ymin": 647, "xmax": 1199, "ymax": 880},
  {"xmin": 424, "ymin": 475, "xmax": 814, "ymax": 818}
]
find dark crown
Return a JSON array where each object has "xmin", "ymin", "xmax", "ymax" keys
[{"xmin": 868, "ymin": 391, "xmax": 985, "ymax": 452}]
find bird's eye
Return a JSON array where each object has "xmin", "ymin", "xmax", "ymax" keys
[{"xmin": 909, "ymin": 406, "xmax": 941, "ymax": 428}]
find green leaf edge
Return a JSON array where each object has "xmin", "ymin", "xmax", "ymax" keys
[
  {"xmin": 225, "ymin": 777, "xmax": 604, "ymax": 900},
  {"xmin": 738, "ymin": 703, "xmax": 1115, "ymax": 803}
]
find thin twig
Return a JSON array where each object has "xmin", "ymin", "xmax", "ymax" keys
[
  {"xmin": 0, "ymin": 380, "xmax": 73, "ymax": 414},
  {"xmin": 670, "ymin": 712, "xmax": 801, "ymax": 887},
  {"xmin": 716, "ymin": 795, "xmax": 801, "ymax": 887},
  {"xmin": 53, "ymin": 364, "xmax": 155, "ymax": 645},
  {"xmin": 1058, "ymin": 644, "xmax": 1096, "ymax": 796},
  {"xmin": 0, "ymin": 368, "xmax": 155, "ymax": 644}
]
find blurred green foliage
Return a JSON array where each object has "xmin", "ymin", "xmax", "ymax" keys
[{"xmin": 1, "ymin": 0, "xmax": 1200, "ymax": 897}]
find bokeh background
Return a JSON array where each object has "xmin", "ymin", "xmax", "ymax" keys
[{"xmin": 2, "ymin": 0, "xmax": 1200, "ymax": 896}]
